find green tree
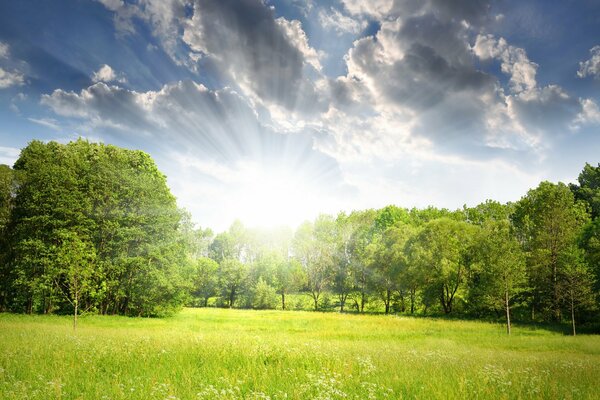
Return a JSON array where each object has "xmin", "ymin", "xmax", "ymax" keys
[
  {"xmin": 253, "ymin": 277, "xmax": 278, "ymax": 309},
  {"xmin": 218, "ymin": 258, "xmax": 247, "ymax": 308},
  {"xmin": 557, "ymin": 248, "xmax": 596, "ymax": 335},
  {"xmin": 471, "ymin": 220, "xmax": 526, "ymax": 334},
  {"xmin": 0, "ymin": 164, "xmax": 16, "ymax": 311},
  {"xmin": 293, "ymin": 216, "xmax": 335, "ymax": 311},
  {"xmin": 8, "ymin": 140, "xmax": 188, "ymax": 316},
  {"xmin": 570, "ymin": 163, "xmax": 600, "ymax": 219},
  {"xmin": 409, "ymin": 218, "xmax": 475, "ymax": 314},
  {"xmin": 52, "ymin": 230, "xmax": 96, "ymax": 329},
  {"xmin": 193, "ymin": 257, "xmax": 219, "ymax": 307},
  {"xmin": 372, "ymin": 222, "xmax": 415, "ymax": 314},
  {"xmin": 512, "ymin": 181, "xmax": 590, "ymax": 321}
]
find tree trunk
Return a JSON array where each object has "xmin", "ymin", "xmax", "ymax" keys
[
  {"xmin": 410, "ymin": 288, "xmax": 415, "ymax": 314},
  {"xmin": 360, "ymin": 292, "xmax": 366, "ymax": 313},
  {"xmin": 384, "ymin": 289, "xmax": 391, "ymax": 314},
  {"xmin": 73, "ymin": 298, "xmax": 78, "ymax": 331},
  {"xmin": 504, "ymin": 287, "xmax": 511, "ymax": 335},
  {"xmin": 204, "ymin": 297, "xmax": 209, "ymax": 307},
  {"xmin": 281, "ymin": 291, "xmax": 286, "ymax": 310},
  {"xmin": 571, "ymin": 293, "xmax": 576, "ymax": 336}
]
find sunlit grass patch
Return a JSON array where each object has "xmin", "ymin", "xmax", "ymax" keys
[{"xmin": 0, "ymin": 308, "xmax": 599, "ymax": 399}]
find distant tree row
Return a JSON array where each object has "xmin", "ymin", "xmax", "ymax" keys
[
  {"xmin": 1, "ymin": 140, "xmax": 599, "ymax": 334},
  {"xmin": 188, "ymin": 167, "xmax": 600, "ymax": 335}
]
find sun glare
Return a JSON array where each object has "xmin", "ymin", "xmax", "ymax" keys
[{"xmin": 233, "ymin": 165, "xmax": 321, "ymax": 228}]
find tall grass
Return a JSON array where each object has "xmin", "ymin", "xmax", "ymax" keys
[{"xmin": 0, "ymin": 308, "xmax": 598, "ymax": 399}]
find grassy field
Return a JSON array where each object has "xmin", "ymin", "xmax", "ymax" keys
[{"xmin": 0, "ymin": 308, "xmax": 599, "ymax": 399}]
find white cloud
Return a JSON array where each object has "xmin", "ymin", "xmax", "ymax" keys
[
  {"xmin": 473, "ymin": 34, "xmax": 537, "ymax": 93},
  {"xmin": 0, "ymin": 146, "xmax": 20, "ymax": 166},
  {"xmin": 27, "ymin": 117, "xmax": 62, "ymax": 131},
  {"xmin": 318, "ymin": 8, "xmax": 367, "ymax": 36},
  {"xmin": 578, "ymin": 45, "xmax": 600, "ymax": 79},
  {"xmin": 574, "ymin": 98, "xmax": 600, "ymax": 126},
  {"xmin": 0, "ymin": 67, "xmax": 24, "ymax": 89},
  {"xmin": 92, "ymin": 64, "xmax": 127, "ymax": 83},
  {"xmin": 275, "ymin": 17, "xmax": 323, "ymax": 72}
]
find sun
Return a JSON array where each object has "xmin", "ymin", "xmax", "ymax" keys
[{"xmin": 233, "ymin": 165, "xmax": 321, "ymax": 228}]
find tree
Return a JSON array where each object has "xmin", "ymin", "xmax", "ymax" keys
[
  {"xmin": 570, "ymin": 163, "xmax": 600, "ymax": 219},
  {"xmin": 471, "ymin": 220, "xmax": 526, "ymax": 334},
  {"xmin": 557, "ymin": 248, "xmax": 596, "ymax": 335},
  {"xmin": 409, "ymin": 218, "xmax": 474, "ymax": 314},
  {"xmin": 346, "ymin": 209, "xmax": 378, "ymax": 313},
  {"xmin": 372, "ymin": 222, "xmax": 415, "ymax": 314},
  {"xmin": 194, "ymin": 257, "xmax": 219, "ymax": 306},
  {"xmin": 273, "ymin": 258, "xmax": 304, "ymax": 310},
  {"xmin": 0, "ymin": 165, "xmax": 15, "ymax": 311},
  {"xmin": 7, "ymin": 140, "xmax": 189, "ymax": 316},
  {"xmin": 512, "ymin": 181, "xmax": 590, "ymax": 321},
  {"xmin": 253, "ymin": 277, "xmax": 278, "ymax": 309},
  {"xmin": 218, "ymin": 258, "xmax": 247, "ymax": 308},
  {"xmin": 52, "ymin": 230, "xmax": 96, "ymax": 330},
  {"xmin": 331, "ymin": 213, "xmax": 355, "ymax": 312},
  {"xmin": 293, "ymin": 216, "xmax": 335, "ymax": 311}
]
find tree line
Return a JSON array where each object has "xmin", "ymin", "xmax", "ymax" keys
[{"xmin": 0, "ymin": 140, "xmax": 599, "ymax": 334}]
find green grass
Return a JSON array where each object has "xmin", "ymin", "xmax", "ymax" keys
[{"xmin": 0, "ymin": 308, "xmax": 599, "ymax": 399}]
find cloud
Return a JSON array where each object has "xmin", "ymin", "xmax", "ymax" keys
[
  {"xmin": 0, "ymin": 41, "xmax": 26, "ymax": 89},
  {"xmin": 0, "ymin": 67, "xmax": 25, "ymax": 89},
  {"xmin": 92, "ymin": 64, "xmax": 127, "ymax": 83},
  {"xmin": 318, "ymin": 7, "xmax": 367, "ymax": 36},
  {"xmin": 0, "ymin": 42, "xmax": 9, "ymax": 58},
  {"xmin": 182, "ymin": 0, "xmax": 325, "ymax": 113},
  {"xmin": 0, "ymin": 146, "xmax": 20, "ymax": 166},
  {"xmin": 27, "ymin": 117, "xmax": 62, "ymax": 131},
  {"xmin": 574, "ymin": 98, "xmax": 600, "ymax": 126},
  {"xmin": 578, "ymin": 45, "xmax": 600, "ymax": 79},
  {"xmin": 473, "ymin": 34, "xmax": 537, "ymax": 93},
  {"xmin": 98, "ymin": 0, "xmax": 328, "ymax": 115}
]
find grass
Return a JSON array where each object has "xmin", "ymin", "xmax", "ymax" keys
[{"xmin": 0, "ymin": 308, "xmax": 599, "ymax": 399}]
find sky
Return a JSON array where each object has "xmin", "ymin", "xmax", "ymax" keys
[{"xmin": 1, "ymin": 0, "xmax": 600, "ymax": 231}]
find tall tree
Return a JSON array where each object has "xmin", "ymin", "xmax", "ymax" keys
[
  {"xmin": 570, "ymin": 163, "xmax": 600, "ymax": 219},
  {"xmin": 409, "ymin": 218, "xmax": 475, "ymax": 314},
  {"xmin": 8, "ymin": 140, "xmax": 188, "ymax": 316},
  {"xmin": 0, "ymin": 165, "xmax": 15, "ymax": 311},
  {"xmin": 372, "ymin": 222, "xmax": 415, "ymax": 314},
  {"xmin": 293, "ymin": 216, "xmax": 335, "ymax": 311},
  {"xmin": 471, "ymin": 220, "xmax": 526, "ymax": 334},
  {"xmin": 218, "ymin": 258, "xmax": 247, "ymax": 308},
  {"xmin": 512, "ymin": 182, "xmax": 590, "ymax": 321},
  {"xmin": 557, "ymin": 247, "xmax": 596, "ymax": 335},
  {"xmin": 193, "ymin": 257, "xmax": 219, "ymax": 307}
]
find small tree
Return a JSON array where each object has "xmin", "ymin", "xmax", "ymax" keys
[
  {"xmin": 53, "ymin": 230, "xmax": 96, "ymax": 330},
  {"xmin": 253, "ymin": 277, "xmax": 278, "ymax": 309},
  {"xmin": 471, "ymin": 221, "xmax": 527, "ymax": 334},
  {"xmin": 558, "ymin": 248, "xmax": 596, "ymax": 336}
]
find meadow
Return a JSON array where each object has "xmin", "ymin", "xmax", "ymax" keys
[{"xmin": 0, "ymin": 308, "xmax": 599, "ymax": 400}]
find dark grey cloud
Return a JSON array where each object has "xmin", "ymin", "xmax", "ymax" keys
[{"xmin": 182, "ymin": 0, "xmax": 326, "ymax": 113}]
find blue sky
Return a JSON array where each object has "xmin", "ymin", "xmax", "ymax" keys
[{"xmin": 1, "ymin": 0, "xmax": 600, "ymax": 231}]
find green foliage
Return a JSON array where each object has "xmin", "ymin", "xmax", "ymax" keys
[
  {"xmin": 512, "ymin": 181, "xmax": 590, "ymax": 321},
  {"xmin": 570, "ymin": 162, "xmax": 600, "ymax": 219},
  {"xmin": 5, "ymin": 140, "xmax": 188, "ymax": 317},
  {"xmin": 252, "ymin": 277, "xmax": 278, "ymax": 309}
]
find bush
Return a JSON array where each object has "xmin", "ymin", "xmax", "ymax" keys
[{"xmin": 252, "ymin": 278, "xmax": 278, "ymax": 310}]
